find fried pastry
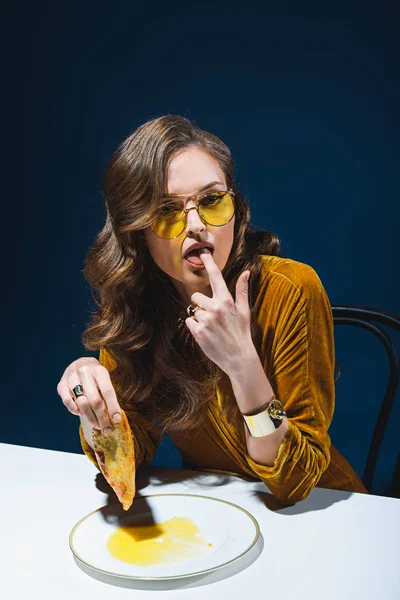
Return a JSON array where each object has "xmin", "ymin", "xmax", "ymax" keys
[{"xmin": 92, "ymin": 408, "xmax": 135, "ymax": 510}]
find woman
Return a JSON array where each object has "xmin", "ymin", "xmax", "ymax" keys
[{"xmin": 57, "ymin": 114, "xmax": 367, "ymax": 505}]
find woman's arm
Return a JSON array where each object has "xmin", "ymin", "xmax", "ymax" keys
[
  {"xmin": 227, "ymin": 262, "xmax": 335, "ymax": 505},
  {"xmin": 229, "ymin": 349, "xmax": 289, "ymax": 466}
]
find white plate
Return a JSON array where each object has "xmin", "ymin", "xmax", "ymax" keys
[{"xmin": 69, "ymin": 493, "xmax": 262, "ymax": 589}]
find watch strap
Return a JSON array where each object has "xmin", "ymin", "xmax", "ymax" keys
[{"xmin": 242, "ymin": 398, "xmax": 287, "ymax": 438}]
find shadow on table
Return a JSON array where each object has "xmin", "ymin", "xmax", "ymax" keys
[
  {"xmin": 251, "ymin": 488, "xmax": 353, "ymax": 515},
  {"xmin": 93, "ymin": 465, "xmax": 248, "ymax": 501},
  {"xmin": 93, "ymin": 465, "xmax": 353, "ymax": 515}
]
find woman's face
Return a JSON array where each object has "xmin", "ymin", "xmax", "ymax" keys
[{"xmin": 144, "ymin": 147, "xmax": 235, "ymax": 305}]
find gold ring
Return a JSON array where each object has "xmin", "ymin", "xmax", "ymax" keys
[{"xmin": 187, "ymin": 304, "xmax": 204, "ymax": 321}]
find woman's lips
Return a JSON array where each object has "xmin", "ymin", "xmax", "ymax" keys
[
  {"xmin": 184, "ymin": 256, "xmax": 206, "ymax": 270},
  {"xmin": 183, "ymin": 248, "xmax": 212, "ymax": 270}
]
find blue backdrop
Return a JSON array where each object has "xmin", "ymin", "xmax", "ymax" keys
[{"xmin": 4, "ymin": 0, "xmax": 399, "ymax": 496}]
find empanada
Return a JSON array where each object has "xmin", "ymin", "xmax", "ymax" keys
[{"xmin": 92, "ymin": 408, "xmax": 135, "ymax": 510}]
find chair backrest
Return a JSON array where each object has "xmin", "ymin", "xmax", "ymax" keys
[{"xmin": 331, "ymin": 305, "xmax": 400, "ymax": 495}]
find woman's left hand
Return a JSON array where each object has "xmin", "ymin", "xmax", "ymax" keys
[{"xmin": 185, "ymin": 249, "xmax": 254, "ymax": 375}]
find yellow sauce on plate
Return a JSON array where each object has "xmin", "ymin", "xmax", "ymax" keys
[{"xmin": 107, "ymin": 516, "xmax": 213, "ymax": 566}]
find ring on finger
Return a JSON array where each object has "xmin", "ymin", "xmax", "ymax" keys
[
  {"xmin": 187, "ymin": 304, "xmax": 205, "ymax": 322},
  {"xmin": 70, "ymin": 383, "xmax": 86, "ymax": 402}
]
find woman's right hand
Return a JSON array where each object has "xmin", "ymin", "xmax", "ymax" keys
[{"xmin": 57, "ymin": 357, "xmax": 122, "ymax": 433}]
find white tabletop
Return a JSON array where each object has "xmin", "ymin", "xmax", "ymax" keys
[{"xmin": 1, "ymin": 442, "xmax": 399, "ymax": 599}]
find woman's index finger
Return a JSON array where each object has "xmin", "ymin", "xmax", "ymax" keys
[
  {"xmin": 199, "ymin": 249, "xmax": 230, "ymax": 297},
  {"xmin": 94, "ymin": 366, "xmax": 122, "ymax": 422}
]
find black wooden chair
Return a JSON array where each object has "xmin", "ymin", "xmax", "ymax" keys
[{"xmin": 332, "ymin": 305, "xmax": 400, "ymax": 496}]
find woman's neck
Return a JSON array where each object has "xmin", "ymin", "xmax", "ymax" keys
[{"xmin": 171, "ymin": 277, "xmax": 212, "ymax": 309}]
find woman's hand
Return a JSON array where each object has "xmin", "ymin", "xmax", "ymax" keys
[
  {"xmin": 185, "ymin": 248, "xmax": 253, "ymax": 376},
  {"xmin": 57, "ymin": 357, "xmax": 122, "ymax": 433}
]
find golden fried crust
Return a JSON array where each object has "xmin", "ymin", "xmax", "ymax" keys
[{"xmin": 92, "ymin": 409, "xmax": 136, "ymax": 510}]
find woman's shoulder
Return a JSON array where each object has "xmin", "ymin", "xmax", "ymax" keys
[
  {"xmin": 258, "ymin": 255, "xmax": 324, "ymax": 292},
  {"xmin": 253, "ymin": 256, "xmax": 332, "ymax": 327}
]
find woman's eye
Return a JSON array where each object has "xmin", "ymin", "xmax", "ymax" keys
[
  {"xmin": 160, "ymin": 203, "xmax": 180, "ymax": 215},
  {"xmin": 201, "ymin": 193, "xmax": 222, "ymax": 206}
]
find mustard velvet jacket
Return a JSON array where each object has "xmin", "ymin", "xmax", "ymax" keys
[{"xmin": 79, "ymin": 255, "xmax": 367, "ymax": 504}]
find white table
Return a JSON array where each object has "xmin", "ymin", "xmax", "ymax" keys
[{"xmin": 1, "ymin": 442, "xmax": 399, "ymax": 599}]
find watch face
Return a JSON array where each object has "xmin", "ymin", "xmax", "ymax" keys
[{"xmin": 267, "ymin": 399, "xmax": 286, "ymax": 422}]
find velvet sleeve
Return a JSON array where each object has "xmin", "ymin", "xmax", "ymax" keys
[
  {"xmin": 245, "ymin": 260, "xmax": 335, "ymax": 505},
  {"xmin": 78, "ymin": 348, "xmax": 161, "ymax": 471}
]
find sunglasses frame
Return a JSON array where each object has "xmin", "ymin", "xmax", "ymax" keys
[{"xmin": 150, "ymin": 188, "xmax": 236, "ymax": 240}]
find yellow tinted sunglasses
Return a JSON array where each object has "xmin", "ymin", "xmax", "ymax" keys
[{"xmin": 150, "ymin": 189, "xmax": 236, "ymax": 240}]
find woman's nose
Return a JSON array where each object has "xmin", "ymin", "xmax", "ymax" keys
[{"xmin": 185, "ymin": 204, "xmax": 206, "ymax": 235}]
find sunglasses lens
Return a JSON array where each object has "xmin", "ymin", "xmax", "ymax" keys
[
  {"xmin": 199, "ymin": 192, "xmax": 234, "ymax": 226},
  {"xmin": 151, "ymin": 192, "xmax": 234, "ymax": 239},
  {"xmin": 151, "ymin": 206, "xmax": 185, "ymax": 239}
]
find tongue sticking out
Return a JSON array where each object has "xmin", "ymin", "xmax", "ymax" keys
[{"xmin": 184, "ymin": 249, "xmax": 207, "ymax": 265}]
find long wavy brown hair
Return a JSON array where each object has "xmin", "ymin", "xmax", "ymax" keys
[{"xmin": 81, "ymin": 114, "xmax": 283, "ymax": 437}]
